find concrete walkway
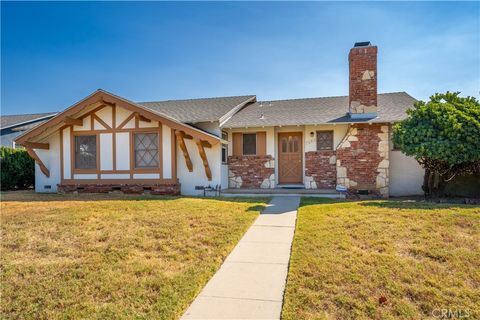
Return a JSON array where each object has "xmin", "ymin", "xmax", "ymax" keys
[{"xmin": 182, "ymin": 196, "xmax": 300, "ymax": 320}]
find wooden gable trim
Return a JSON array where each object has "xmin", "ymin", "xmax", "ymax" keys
[
  {"xmin": 65, "ymin": 117, "xmax": 83, "ymax": 126},
  {"xmin": 195, "ymin": 139, "xmax": 212, "ymax": 181},
  {"xmin": 175, "ymin": 130, "xmax": 193, "ymax": 172},
  {"xmin": 25, "ymin": 146, "xmax": 50, "ymax": 177},
  {"xmin": 92, "ymin": 114, "xmax": 111, "ymax": 129},
  {"xmin": 118, "ymin": 112, "xmax": 136, "ymax": 129},
  {"xmin": 23, "ymin": 142, "xmax": 49, "ymax": 150},
  {"xmin": 15, "ymin": 90, "xmax": 220, "ymax": 146}
]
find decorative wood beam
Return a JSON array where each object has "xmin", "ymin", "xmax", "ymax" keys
[
  {"xmin": 25, "ymin": 147, "xmax": 50, "ymax": 177},
  {"xmin": 135, "ymin": 113, "xmax": 151, "ymax": 123},
  {"xmin": 64, "ymin": 117, "xmax": 83, "ymax": 126},
  {"xmin": 92, "ymin": 114, "xmax": 111, "ymax": 129},
  {"xmin": 200, "ymin": 140, "xmax": 212, "ymax": 148},
  {"xmin": 23, "ymin": 142, "xmax": 49, "ymax": 150},
  {"xmin": 176, "ymin": 130, "xmax": 193, "ymax": 140},
  {"xmin": 175, "ymin": 130, "xmax": 193, "ymax": 172},
  {"xmin": 78, "ymin": 104, "xmax": 107, "ymax": 120},
  {"xmin": 195, "ymin": 139, "xmax": 212, "ymax": 181},
  {"xmin": 118, "ymin": 112, "xmax": 136, "ymax": 129},
  {"xmin": 101, "ymin": 99, "xmax": 116, "ymax": 107}
]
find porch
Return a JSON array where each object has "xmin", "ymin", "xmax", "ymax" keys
[{"xmin": 221, "ymin": 187, "xmax": 344, "ymax": 198}]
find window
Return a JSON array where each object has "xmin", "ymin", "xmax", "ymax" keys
[
  {"xmin": 316, "ymin": 131, "xmax": 334, "ymax": 150},
  {"xmin": 242, "ymin": 133, "xmax": 256, "ymax": 155},
  {"xmin": 134, "ymin": 133, "xmax": 159, "ymax": 168},
  {"xmin": 221, "ymin": 131, "xmax": 228, "ymax": 163},
  {"xmin": 75, "ymin": 135, "xmax": 97, "ymax": 169}
]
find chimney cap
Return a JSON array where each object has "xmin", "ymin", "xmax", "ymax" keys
[{"xmin": 354, "ymin": 41, "xmax": 371, "ymax": 47}]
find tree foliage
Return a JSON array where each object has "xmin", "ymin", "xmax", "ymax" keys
[
  {"xmin": 393, "ymin": 92, "xmax": 480, "ymax": 197},
  {"xmin": 0, "ymin": 146, "xmax": 35, "ymax": 191}
]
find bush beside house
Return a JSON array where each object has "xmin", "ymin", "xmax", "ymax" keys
[
  {"xmin": 0, "ymin": 146, "xmax": 35, "ymax": 190},
  {"xmin": 393, "ymin": 92, "xmax": 480, "ymax": 198}
]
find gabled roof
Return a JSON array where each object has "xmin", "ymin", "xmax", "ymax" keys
[
  {"xmin": 139, "ymin": 95, "xmax": 256, "ymax": 123},
  {"xmin": 221, "ymin": 92, "xmax": 416, "ymax": 128},
  {"xmin": 1, "ymin": 112, "xmax": 57, "ymax": 130},
  {"xmin": 14, "ymin": 90, "xmax": 222, "ymax": 145}
]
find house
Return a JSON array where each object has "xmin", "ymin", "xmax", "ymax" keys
[
  {"xmin": 14, "ymin": 42, "xmax": 425, "ymax": 197},
  {"xmin": 1, "ymin": 112, "xmax": 57, "ymax": 147}
]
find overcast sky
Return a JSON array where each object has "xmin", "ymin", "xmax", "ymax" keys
[{"xmin": 1, "ymin": 1, "xmax": 479, "ymax": 115}]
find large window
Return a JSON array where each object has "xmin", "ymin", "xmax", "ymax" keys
[
  {"xmin": 134, "ymin": 133, "xmax": 159, "ymax": 168},
  {"xmin": 75, "ymin": 135, "xmax": 97, "ymax": 169},
  {"xmin": 316, "ymin": 131, "xmax": 333, "ymax": 150},
  {"xmin": 242, "ymin": 133, "xmax": 256, "ymax": 155}
]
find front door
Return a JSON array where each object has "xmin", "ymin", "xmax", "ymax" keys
[{"xmin": 278, "ymin": 132, "xmax": 303, "ymax": 184}]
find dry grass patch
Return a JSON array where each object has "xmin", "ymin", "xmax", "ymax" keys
[
  {"xmin": 282, "ymin": 198, "xmax": 480, "ymax": 320},
  {"xmin": 1, "ymin": 191, "xmax": 268, "ymax": 319}
]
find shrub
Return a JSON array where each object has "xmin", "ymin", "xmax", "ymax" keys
[
  {"xmin": 393, "ymin": 92, "xmax": 480, "ymax": 197},
  {"xmin": 0, "ymin": 147, "xmax": 35, "ymax": 190}
]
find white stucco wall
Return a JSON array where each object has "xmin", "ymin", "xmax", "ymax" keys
[
  {"xmin": 390, "ymin": 150, "xmax": 424, "ymax": 196},
  {"xmin": 177, "ymin": 138, "xmax": 222, "ymax": 196},
  {"xmin": 62, "ymin": 128, "xmax": 71, "ymax": 179},
  {"xmin": 35, "ymin": 132, "xmax": 61, "ymax": 192},
  {"xmin": 115, "ymin": 132, "xmax": 130, "ymax": 170},
  {"xmin": 162, "ymin": 125, "xmax": 172, "ymax": 179},
  {"xmin": 100, "ymin": 133, "xmax": 113, "ymax": 170}
]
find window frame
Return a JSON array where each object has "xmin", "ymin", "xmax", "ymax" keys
[
  {"xmin": 242, "ymin": 133, "xmax": 257, "ymax": 156},
  {"xmin": 133, "ymin": 132, "xmax": 160, "ymax": 169},
  {"xmin": 221, "ymin": 131, "xmax": 228, "ymax": 164},
  {"xmin": 74, "ymin": 134, "xmax": 98, "ymax": 170},
  {"xmin": 316, "ymin": 130, "xmax": 334, "ymax": 151}
]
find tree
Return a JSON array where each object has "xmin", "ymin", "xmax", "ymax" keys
[{"xmin": 393, "ymin": 92, "xmax": 480, "ymax": 198}]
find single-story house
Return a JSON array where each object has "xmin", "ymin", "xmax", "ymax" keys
[
  {"xmin": 14, "ymin": 42, "xmax": 425, "ymax": 197},
  {"xmin": 1, "ymin": 112, "xmax": 57, "ymax": 148}
]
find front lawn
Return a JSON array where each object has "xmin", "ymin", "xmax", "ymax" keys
[
  {"xmin": 1, "ymin": 192, "xmax": 268, "ymax": 319},
  {"xmin": 282, "ymin": 198, "xmax": 480, "ymax": 320}
]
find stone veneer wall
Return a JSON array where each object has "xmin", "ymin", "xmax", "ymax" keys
[
  {"xmin": 305, "ymin": 151, "xmax": 337, "ymax": 189},
  {"xmin": 228, "ymin": 155, "xmax": 275, "ymax": 188},
  {"xmin": 58, "ymin": 183, "xmax": 181, "ymax": 195},
  {"xmin": 336, "ymin": 124, "xmax": 389, "ymax": 197}
]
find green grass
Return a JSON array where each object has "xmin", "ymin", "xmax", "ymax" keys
[
  {"xmin": 282, "ymin": 198, "xmax": 480, "ymax": 320},
  {"xmin": 1, "ymin": 191, "xmax": 268, "ymax": 319}
]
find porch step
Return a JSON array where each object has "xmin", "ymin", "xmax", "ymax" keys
[{"xmin": 221, "ymin": 188, "xmax": 345, "ymax": 198}]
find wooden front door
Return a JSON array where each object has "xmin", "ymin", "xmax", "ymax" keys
[{"xmin": 278, "ymin": 132, "xmax": 303, "ymax": 184}]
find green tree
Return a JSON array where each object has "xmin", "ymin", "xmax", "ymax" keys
[
  {"xmin": 393, "ymin": 92, "xmax": 480, "ymax": 198},
  {"xmin": 0, "ymin": 146, "xmax": 35, "ymax": 190}
]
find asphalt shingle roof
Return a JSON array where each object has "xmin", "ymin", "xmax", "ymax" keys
[
  {"xmin": 222, "ymin": 92, "xmax": 416, "ymax": 128},
  {"xmin": 138, "ymin": 95, "xmax": 256, "ymax": 123},
  {"xmin": 1, "ymin": 112, "xmax": 57, "ymax": 129}
]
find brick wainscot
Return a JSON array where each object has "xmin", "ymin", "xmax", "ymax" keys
[
  {"xmin": 305, "ymin": 151, "xmax": 337, "ymax": 189},
  {"xmin": 228, "ymin": 155, "xmax": 275, "ymax": 188},
  {"xmin": 58, "ymin": 182, "xmax": 181, "ymax": 195}
]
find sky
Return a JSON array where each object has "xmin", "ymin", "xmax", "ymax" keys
[{"xmin": 1, "ymin": 1, "xmax": 479, "ymax": 115}]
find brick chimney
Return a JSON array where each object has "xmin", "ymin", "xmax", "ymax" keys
[{"xmin": 349, "ymin": 41, "xmax": 378, "ymax": 118}]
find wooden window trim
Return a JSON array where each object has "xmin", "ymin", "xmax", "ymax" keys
[
  {"xmin": 72, "ymin": 133, "xmax": 99, "ymax": 172},
  {"xmin": 133, "ymin": 131, "xmax": 161, "ymax": 169}
]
